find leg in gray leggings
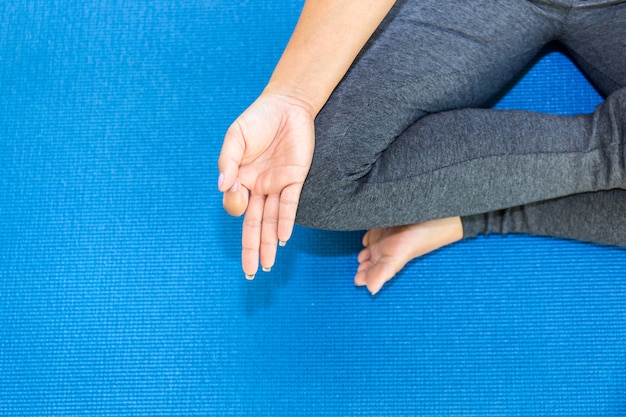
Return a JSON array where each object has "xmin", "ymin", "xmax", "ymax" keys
[
  {"xmin": 464, "ymin": 2, "xmax": 626, "ymax": 246},
  {"xmin": 463, "ymin": 190, "xmax": 626, "ymax": 247},
  {"xmin": 296, "ymin": 0, "xmax": 626, "ymax": 241}
]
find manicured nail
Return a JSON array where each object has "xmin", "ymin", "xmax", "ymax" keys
[
  {"xmin": 245, "ymin": 273, "xmax": 255, "ymax": 280},
  {"xmin": 278, "ymin": 240, "xmax": 286, "ymax": 247},
  {"xmin": 218, "ymin": 172, "xmax": 224, "ymax": 189},
  {"xmin": 262, "ymin": 266, "xmax": 271, "ymax": 273}
]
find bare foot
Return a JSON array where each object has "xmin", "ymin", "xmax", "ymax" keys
[
  {"xmin": 222, "ymin": 180, "xmax": 249, "ymax": 217},
  {"xmin": 355, "ymin": 216, "xmax": 463, "ymax": 295}
]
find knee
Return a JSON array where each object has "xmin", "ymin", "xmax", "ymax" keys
[
  {"xmin": 295, "ymin": 112, "xmax": 375, "ymax": 230},
  {"xmin": 297, "ymin": 151, "xmax": 372, "ymax": 231}
]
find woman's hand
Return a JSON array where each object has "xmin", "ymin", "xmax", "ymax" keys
[
  {"xmin": 218, "ymin": 0, "xmax": 395, "ymax": 279},
  {"xmin": 218, "ymin": 93, "xmax": 315, "ymax": 279}
]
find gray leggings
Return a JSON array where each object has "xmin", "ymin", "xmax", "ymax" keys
[{"xmin": 295, "ymin": 0, "xmax": 626, "ymax": 247}]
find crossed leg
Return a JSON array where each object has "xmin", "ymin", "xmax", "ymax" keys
[
  {"xmin": 295, "ymin": 1, "xmax": 626, "ymax": 293},
  {"xmin": 353, "ymin": 1, "xmax": 626, "ymax": 294}
]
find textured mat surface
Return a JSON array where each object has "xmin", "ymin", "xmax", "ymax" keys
[{"xmin": 0, "ymin": 1, "xmax": 624, "ymax": 416}]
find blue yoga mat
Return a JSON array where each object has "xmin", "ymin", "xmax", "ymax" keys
[{"xmin": 1, "ymin": 1, "xmax": 624, "ymax": 415}]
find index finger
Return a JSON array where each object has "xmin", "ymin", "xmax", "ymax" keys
[{"xmin": 217, "ymin": 123, "xmax": 245, "ymax": 192}]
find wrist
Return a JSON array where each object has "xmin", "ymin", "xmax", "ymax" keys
[{"xmin": 261, "ymin": 82, "xmax": 320, "ymax": 118}]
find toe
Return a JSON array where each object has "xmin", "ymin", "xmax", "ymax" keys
[
  {"xmin": 365, "ymin": 260, "xmax": 398, "ymax": 295},
  {"xmin": 354, "ymin": 259, "xmax": 373, "ymax": 286},
  {"xmin": 355, "ymin": 257, "xmax": 399, "ymax": 295},
  {"xmin": 362, "ymin": 230, "xmax": 370, "ymax": 247},
  {"xmin": 357, "ymin": 247, "xmax": 371, "ymax": 264}
]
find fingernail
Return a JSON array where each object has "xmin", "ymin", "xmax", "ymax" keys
[
  {"xmin": 229, "ymin": 180, "xmax": 239, "ymax": 192},
  {"xmin": 262, "ymin": 266, "xmax": 271, "ymax": 273},
  {"xmin": 278, "ymin": 240, "xmax": 286, "ymax": 247},
  {"xmin": 245, "ymin": 273, "xmax": 255, "ymax": 280},
  {"xmin": 218, "ymin": 172, "xmax": 224, "ymax": 189}
]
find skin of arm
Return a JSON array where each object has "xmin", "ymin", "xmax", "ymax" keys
[
  {"xmin": 264, "ymin": 0, "xmax": 398, "ymax": 115},
  {"xmin": 218, "ymin": 0, "xmax": 397, "ymax": 279}
]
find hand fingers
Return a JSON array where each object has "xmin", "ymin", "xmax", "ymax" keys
[
  {"xmin": 222, "ymin": 180, "xmax": 249, "ymax": 217},
  {"xmin": 241, "ymin": 193, "xmax": 265, "ymax": 279},
  {"xmin": 277, "ymin": 183, "xmax": 302, "ymax": 245},
  {"xmin": 238, "ymin": 177, "xmax": 302, "ymax": 278},
  {"xmin": 252, "ymin": 168, "xmax": 305, "ymax": 245},
  {"xmin": 260, "ymin": 194, "xmax": 280, "ymax": 271}
]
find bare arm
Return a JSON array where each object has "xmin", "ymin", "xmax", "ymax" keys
[
  {"xmin": 218, "ymin": 0, "xmax": 397, "ymax": 278},
  {"xmin": 264, "ymin": 0, "xmax": 397, "ymax": 115}
]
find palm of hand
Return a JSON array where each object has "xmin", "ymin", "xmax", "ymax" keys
[
  {"xmin": 219, "ymin": 94, "xmax": 315, "ymax": 277},
  {"xmin": 236, "ymin": 98, "xmax": 314, "ymax": 196}
]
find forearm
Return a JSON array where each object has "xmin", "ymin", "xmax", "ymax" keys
[{"xmin": 263, "ymin": 0, "xmax": 397, "ymax": 116}]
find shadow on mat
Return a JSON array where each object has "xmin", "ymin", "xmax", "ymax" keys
[{"xmin": 241, "ymin": 227, "xmax": 364, "ymax": 312}]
